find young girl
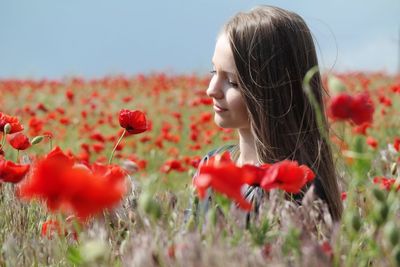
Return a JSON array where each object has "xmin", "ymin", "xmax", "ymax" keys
[{"xmin": 190, "ymin": 5, "xmax": 342, "ymax": 223}]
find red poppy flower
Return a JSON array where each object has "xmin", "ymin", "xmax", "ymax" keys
[
  {"xmin": 394, "ymin": 138, "xmax": 400, "ymax": 152},
  {"xmin": 19, "ymin": 146, "xmax": 127, "ymax": 219},
  {"xmin": 194, "ymin": 171, "xmax": 252, "ymax": 211},
  {"xmin": 366, "ymin": 136, "xmax": 378, "ymax": 149},
  {"xmin": 66, "ymin": 89, "xmax": 74, "ymax": 103},
  {"xmin": 328, "ymin": 93, "xmax": 353, "ymax": 120},
  {"xmin": 350, "ymin": 93, "xmax": 374, "ymax": 125},
  {"xmin": 241, "ymin": 164, "xmax": 271, "ymax": 186},
  {"xmin": 36, "ymin": 103, "xmax": 48, "ymax": 112},
  {"xmin": 373, "ymin": 176, "xmax": 400, "ymax": 192},
  {"xmin": 118, "ymin": 109, "xmax": 148, "ymax": 134},
  {"xmin": 160, "ymin": 159, "xmax": 187, "ymax": 173},
  {"xmin": 194, "ymin": 152, "xmax": 254, "ymax": 210},
  {"xmin": 260, "ymin": 160, "xmax": 315, "ymax": 193},
  {"xmin": 28, "ymin": 117, "xmax": 44, "ymax": 135},
  {"xmin": 200, "ymin": 112, "xmax": 212, "ymax": 123},
  {"xmin": 0, "ymin": 158, "xmax": 30, "ymax": 183},
  {"xmin": 328, "ymin": 92, "xmax": 374, "ymax": 126},
  {"xmin": 90, "ymin": 132, "xmax": 106, "ymax": 142},
  {"xmin": 9, "ymin": 132, "xmax": 31, "ymax": 150},
  {"xmin": 379, "ymin": 95, "xmax": 392, "ymax": 107},
  {"xmin": 92, "ymin": 143, "xmax": 105, "ymax": 153},
  {"xmin": 0, "ymin": 112, "xmax": 24, "ymax": 134}
]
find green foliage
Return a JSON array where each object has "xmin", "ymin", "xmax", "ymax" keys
[{"xmin": 248, "ymin": 218, "xmax": 270, "ymax": 246}]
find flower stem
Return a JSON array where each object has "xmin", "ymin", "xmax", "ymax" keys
[
  {"xmin": 302, "ymin": 66, "xmax": 328, "ymax": 142},
  {"xmin": 109, "ymin": 130, "xmax": 126, "ymax": 165},
  {"xmin": 49, "ymin": 138, "xmax": 53, "ymax": 151}
]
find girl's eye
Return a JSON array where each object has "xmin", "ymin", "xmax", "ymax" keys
[
  {"xmin": 229, "ymin": 81, "xmax": 239, "ymax": 88},
  {"xmin": 209, "ymin": 70, "xmax": 238, "ymax": 88}
]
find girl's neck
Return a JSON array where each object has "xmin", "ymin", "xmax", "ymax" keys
[{"xmin": 236, "ymin": 128, "xmax": 258, "ymax": 166}]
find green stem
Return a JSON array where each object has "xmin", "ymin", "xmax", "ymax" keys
[
  {"xmin": 109, "ymin": 129, "xmax": 126, "ymax": 165},
  {"xmin": 49, "ymin": 138, "xmax": 53, "ymax": 151},
  {"xmin": 16, "ymin": 150, "xmax": 19, "ymax": 162},
  {"xmin": 302, "ymin": 66, "xmax": 329, "ymax": 142}
]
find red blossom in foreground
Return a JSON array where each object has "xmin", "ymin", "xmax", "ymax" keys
[
  {"xmin": 194, "ymin": 152, "xmax": 254, "ymax": 210},
  {"xmin": 118, "ymin": 109, "xmax": 148, "ymax": 134},
  {"xmin": 9, "ymin": 132, "xmax": 31, "ymax": 150},
  {"xmin": 0, "ymin": 158, "xmax": 30, "ymax": 183},
  {"xmin": 193, "ymin": 152, "xmax": 314, "ymax": 210},
  {"xmin": 260, "ymin": 160, "xmax": 315, "ymax": 193},
  {"xmin": 19, "ymin": 147, "xmax": 127, "ymax": 219},
  {"xmin": 328, "ymin": 92, "xmax": 374, "ymax": 125},
  {"xmin": 0, "ymin": 112, "xmax": 24, "ymax": 134}
]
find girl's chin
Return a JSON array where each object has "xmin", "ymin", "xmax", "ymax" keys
[{"xmin": 214, "ymin": 117, "xmax": 233, "ymax": 129}]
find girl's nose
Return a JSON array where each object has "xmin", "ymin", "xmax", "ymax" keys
[{"xmin": 206, "ymin": 75, "xmax": 224, "ymax": 99}]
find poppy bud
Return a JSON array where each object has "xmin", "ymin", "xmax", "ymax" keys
[
  {"xmin": 31, "ymin": 136, "xmax": 44, "ymax": 145},
  {"xmin": 4, "ymin": 123, "xmax": 11, "ymax": 134},
  {"xmin": 327, "ymin": 75, "xmax": 347, "ymax": 94}
]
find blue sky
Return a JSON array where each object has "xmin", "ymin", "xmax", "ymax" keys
[{"xmin": 0, "ymin": 0, "xmax": 399, "ymax": 79}]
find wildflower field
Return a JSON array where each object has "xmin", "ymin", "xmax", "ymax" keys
[{"xmin": 1, "ymin": 72, "xmax": 400, "ymax": 266}]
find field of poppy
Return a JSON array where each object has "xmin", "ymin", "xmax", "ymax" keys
[{"xmin": 0, "ymin": 71, "xmax": 400, "ymax": 266}]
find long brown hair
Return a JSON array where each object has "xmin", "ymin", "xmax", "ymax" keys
[{"xmin": 224, "ymin": 6, "xmax": 342, "ymax": 220}]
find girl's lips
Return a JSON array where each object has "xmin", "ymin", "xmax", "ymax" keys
[{"xmin": 213, "ymin": 105, "xmax": 228, "ymax": 113}]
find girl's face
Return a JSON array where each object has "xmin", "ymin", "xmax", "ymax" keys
[{"xmin": 206, "ymin": 34, "xmax": 250, "ymax": 129}]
